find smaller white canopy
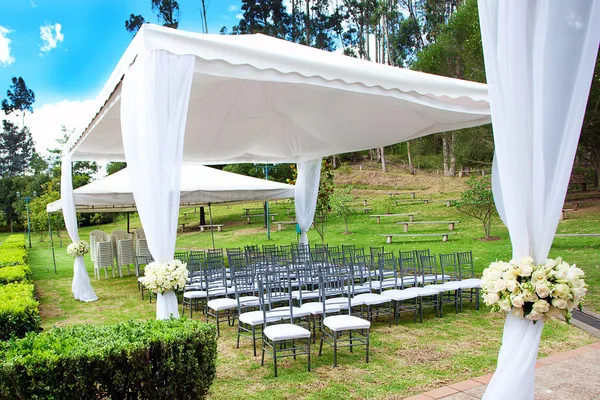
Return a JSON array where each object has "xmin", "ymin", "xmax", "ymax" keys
[{"xmin": 47, "ymin": 164, "xmax": 294, "ymax": 213}]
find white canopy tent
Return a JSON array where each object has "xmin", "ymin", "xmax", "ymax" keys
[
  {"xmin": 47, "ymin": 164, "xmax": 294, "ymax": 213},
  {"xmin": 58, "ymin": 3, "xmax": 600, "ymax": 397}
]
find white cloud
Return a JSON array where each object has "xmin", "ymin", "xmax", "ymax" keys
[
  {"xmin": 0, "ymin": 26, "xmax": 14, "ymax": 66},
  {"xmin": 30, "ymin": 0, "xmax": 37, "ymax": 7},
  {"xmin": 40, "ymin": 23, "xmax": 64, "ymax": 53},
  {"xmin": 235, "ymin": 13, "xmax": 243, "ymax": 19},
  {"xmin": 228, "ymin": 5, "xmax": 237, "ymax": 12},
  {"xmin": 1, "ymin": 99, "xmax": 97, "ymax": 156}
]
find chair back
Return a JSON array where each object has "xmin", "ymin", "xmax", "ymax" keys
[
  {"xmin": 439, "ymin": 253, "xmax": 458, "ymax": 281},
  {"xmin": 318, "ymin": 263, "xmax": 351, "ymax": 315},
  {"xmin": 414, "ymin": 249, "xmax": 431, "ymax": 268},
  {"xmin": 420, "ymin": 255, "xmax": 440, "ymax": 285},
  {"xmin": 259, "ymin": 269, "xmax": 294, "ymax": 327},
  {"xmin": 377, "ymin": 251, "xmax": 398, "ymax": 289},
  {"xmin": 457, "ymin": 251, "xmax": 475, "ymax": 279},
  {"xmin": 398, "ymin": 256, "xmax": 418, "ymax": 289},
  {"xmin": 174, "ymin": 251, "xmax": 189, "ymax": 264}
]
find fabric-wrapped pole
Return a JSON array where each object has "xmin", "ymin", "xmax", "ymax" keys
[
  {"xmin": 294, "ymin": 159, "xmax": 322, "ymax": 245},
  {"xmin": 61, "ymin": 153, "xmax": 98, "ymax": 302},
  {"xmin": 479, "ymin": 1, "xmax": 600, "ymax": 398},
  {"xmin": 120, "ymin": 49, "xmax": 195, "ymax": 320}
]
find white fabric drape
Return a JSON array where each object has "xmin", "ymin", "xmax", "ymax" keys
[
  {"xmin": 479, "ymin": 1, "xmax": 600, "ymax": 399},
  {"xmin": 294, "ymin": 159, "xmax": 322, "ymax": 245},
  {"xmin": 120, "ymin": 49, "xmax": 195, "ymax": 320},
  {"xmin": 60, "ymin": 153, "xmax": 98, "ymax": 302}
]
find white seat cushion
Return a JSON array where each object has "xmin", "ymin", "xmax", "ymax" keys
[
  {"xmin": 300, "ymin": 302, "xmax": 341, "ymax": 315},
  {"xmin": 264, "ymin": 323, "xmax": 311, "ymax": 341},
  {"xmin": 409, "ymin": 287, "xmax": 441, "ymax": 297},
  {"xmin": 323, "ymin": 315, "xmax": 370, "ymax": 331},
  {"xmin": 457, "ymin": 279, "xmax": 482, "ymax": 289},
  {"xmin": 371, "ymin": 279, "xmax": 398, "ymax": 290},
  {"xmin": 238, "ymin": 310, "xmax": 289, "ymax": 326},
  {"xmin": 325, "ymin": 297, "xmax": 351, "ymax": 309},
  {"xmin": 344, "ymin": 284, "xmax": 371, "ymax": 294},
  {"xmin": 353, "ymin": 293, "xmax": 391, "ymax": 306},
  {"xmin": 292, "ymin": 290, "xmax": 320, "ymax": 300},
  {"xmin": 183, "ymin": 290, "xmax": 207, "ymax": 299},
  {"xmin": 381, "ymin": 289, "xmax": 420, "ymax": 301},
  {"xmin": 271, "ymin": 306, "xmax": 311, "ymax": 318},
  {"xmin": 207, "ymin": 298, "xmax": 237, "ymax": 311},
  {"xmin": 428, "ymin": 283, "xmax": 460, "ymax": 292}
]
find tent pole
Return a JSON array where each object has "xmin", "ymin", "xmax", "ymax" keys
[
  {"xmin": 48, "ymin": 213, "xmax": 57, "ymax": 274},
  {"xmin": 127, "ymin": 212, "xmax": 130, "ymax": 233},
  {"xmin": 208, "ymin": 203, "xmax": 215, "ymax": 249}
]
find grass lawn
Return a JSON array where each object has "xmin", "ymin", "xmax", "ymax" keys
[{"xmin": 27, "ymin": 172, "xmax": 599, "ymax": 399}]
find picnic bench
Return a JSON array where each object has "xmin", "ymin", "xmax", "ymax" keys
[
  {"xmin": 180, "ymin": 223, "xmax": 187, "ymax": 232},
  {"xmin": 381, "ymin": 232, "xmax": 457, "ymax": 243},
  {"xmin": 394, "ymin": 199, "xmax": 429, "ymax": 205},
  {"xmin": 370, "ymin": 213, "xmax": 420, "ymax": 223},
  {"xmin": 564, "ymin": 202, "xmax": 579, "ymax": 210},
  {"xmin": 445, "ymin": 199, "xmax": 458, "ymax": 207},
  {"xmin": 396, "ymin": 220, "xmax": 459, "ymax": 232},
  {"xmin": 244, "ymin": 213, "xmax": 278, "ymax": 224},
  {"xmin": 351, "ymin": 207, "xmax": 372, "ymax": 214},
  {"xmin": 555, "ymin": 233, "xmax": 600, "ymax": 237},
  {"xmin": 199, "ymin": 224, "xmax": 223, "ymax": 232},
  {"xmin": 274, "ymin": 221, "xmax": 297, "ymax": 231},
  {"xmin": 388, "ymin": 191, "xmax": 416, "ymax": 199},
  {"xmin": 243, "ymin": 207, "xmax": 264, "ymax": 216}
]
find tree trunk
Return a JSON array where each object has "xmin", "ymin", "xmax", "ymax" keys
[
  {"xmin": 332, "ymin": 155, "xmax": 337, "ymax": 168},
  {"xmin": 305, "ymin": 0, "xmax": 310, "ymax": 45},
  {"xmin": 199, "ymin": 207, "xmax": 206, "ymax": 226},
  {"xmin": 407, "ymin": 141, "xmax": 415, "ymax": 174},
  {"xmin": 380, "ymin": 147, "xmax": 386, "ymax": 172},
  {"xmin": 592, "ymin": 147, "xmax": 600, "ymax": 189},
  {"xmin": 291, "ymin": 0, "xmax": 296, "ymax": 42},
  {"xmin": 449, "ymin": 132, "xmax": 456, "ymax": 176},
  {"xmin": 442, "ymin": 133, "xmax": 450, "ymax": 176}
]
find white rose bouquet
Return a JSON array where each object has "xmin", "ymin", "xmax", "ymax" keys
[
  {"xmin": 67, "ymin": 240, "xmax": 89, "ymax": 258},
  {"xmin": 143, "ymin": 259, "xmax": 189, "ymax": 294},
  {"xmin": 481, "ymin": 257, "xmax": 587, "ymax": 323}
]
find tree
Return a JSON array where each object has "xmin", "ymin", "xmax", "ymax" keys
[
  {"xmin": 579, "ymin": 49, "xmax": 600, "ymax": 189},
  {"xmin": 0, "ymin": 120, "xmax": 35, "ymax": 178},
  {"xmin": 313, "ymin": 160, "xmax": 334, "ymax": 243},
  {"xmin": 232, "ymin": 0, "xmax": 291, "ymax": 38},
  {"xmin": 125, "ymin": 14, "xmax": 146, "ymax": 35},
  {"xmin": 455, "ymin": 175, "xmax": 496, "ymax": 238},
  {"xmin": 106, "ymin": 162, "xmax": 127, "ymax": 176},
  {"xmin": 331, "ymin": 186, "xmax": 354, "ymax": 233},
  {"xmin": 1, "ymin": 77, "xmax": 35, "ymax": 126},
  {"xmin": 151, "ymin": 0, "xmax": 180, "ymax": 29}
]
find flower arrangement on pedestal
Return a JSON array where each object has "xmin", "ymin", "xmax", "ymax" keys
[
  {"xmin": 481, "ymin": 257, "xmax": 587, "ymax": 323},
  {"xmin": 142, "ymin": 260, "xmax": 189, "ymax": 294},
  {"xmin": 67, "ymin": 240, "xmax": 89, "ymax": 258}
]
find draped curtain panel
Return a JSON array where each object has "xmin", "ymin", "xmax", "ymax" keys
[
  {"xmin": 479, "ymin": 1, "xmax": 600, "ymax": 398},
  {"xmin": 120, "ymin": 49, "xmax": 195, "ymax": 319},
  {"xmin": 294, "ymin": 159, "xmax": 322, "ymax": 245},
  {"xmin": 60, "ymin": 154, "xmax": 98, "ymax": 302}
]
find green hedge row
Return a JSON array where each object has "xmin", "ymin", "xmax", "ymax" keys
[
  {"xmin": 0, "ymin": 265, "xmax": 31, "ymax": 285},
  {"xmin": 0, "ymin": 236, "xmax": 39, "ymax": 341},
  {"xmin": 0, "ymin": 235, "xmax": 27, "ymax": 267},
  {"xmin": 0, "ymin": 319, "xmax": 218, "ymax": 400},
  {"xmin": 0, "ymin": 283, "xmax": 41, "ymax": 341}
]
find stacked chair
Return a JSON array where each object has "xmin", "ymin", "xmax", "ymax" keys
[
  {"xmin": 89, "ymin": 230, "xmax": 115, "ymax": 279},
  {"xmin": 111, "ymin": 230, "xmax": 134, "ymax": 277},
  {"xmin": 170, "ymin": 244, "xmax": 481, "ymax": 377}
]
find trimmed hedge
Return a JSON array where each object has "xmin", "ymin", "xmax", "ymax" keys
[
  {"xmin": 0, "ymin": 236, "xmax": 27, "ymax": 267},
  {"xmin": 0, "ymin": 265, "xmax": 31, "ymax": 285},
  {"xmin": 0, "ymin": 283, "xmax": 41, "ymax": 341},
  {"xmin": 0, "ymin": 319, "xmax": 218, "ymax": 400}
]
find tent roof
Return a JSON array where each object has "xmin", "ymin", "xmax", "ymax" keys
[
  {"xmin": 47, "ymin": 164, "xmax": 295, "ymax": 213},
  {"xmin": 66, "ymin": 24, "xmax": 491, "ymax": 164}
]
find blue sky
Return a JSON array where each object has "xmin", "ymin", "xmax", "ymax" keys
[{"xmin": 0, "ymin": 0, "xmax": 243, "ymax": 152}]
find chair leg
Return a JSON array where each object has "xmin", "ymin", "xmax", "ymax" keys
[
  {"xmin": 333, "ymin": 333, "xmax": 338, "ymax": 367},
  {"xmin": 236, "ymin": 324, "xmax": 241, "ymax": 349},
  {"xmin": 349, "ymin": 331, "xmax": 353, "ymax": 353},
  {"xmin": 273, "ymin": 342, "xmax": 278, "ymax": 377},
  {"xmin": 318, "ymin": 335, "xmax": 324, "ymax": 356},
  {"xmin": 252, "ymin": 326, "xmax": 257, "ymax": 357},
  {"xmin": 365, "ymin": 329, "xmax": 370, "ymax": 363},
  {"xmin": 307, "ymin": 339, "xmax": 311, "ymax": 372}
]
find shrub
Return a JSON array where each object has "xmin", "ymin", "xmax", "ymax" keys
[
  {"xmin": 0, "ymin": 247, "xmax": 27, "ymax": 267},
  {"xmin": 0, "ymin": 319, "xmax": 218, "ymax": 400},
  {"xmin": 0, "ymin": 235, "xmax": 26, "ymax": 248},
  {"xmin": 0, "ymin": 283, "xmax": 40, "ymax": 341},
  {"xmin": 0, "ymin": 265, "xmax": 31, "ymax": 285}
]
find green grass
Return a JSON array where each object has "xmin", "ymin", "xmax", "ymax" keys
[{"xmin": 26, "ymin": 178, "xmax": 600, "ymax": 399}]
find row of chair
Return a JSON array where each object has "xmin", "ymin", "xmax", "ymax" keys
[{"xmin": 138, "ymin": 244, "xmax": 481, "ymax": 376}]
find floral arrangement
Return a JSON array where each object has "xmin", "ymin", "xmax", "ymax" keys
[
  {"xmin": 143, "ymin": 260, "xmax": 189, "ymax": 294},
  {"xmin": 67, "ymin": 240, "xmax": 89, "ymax": 258},
  {"xmin": 481, "ymin": 256, "xmax": 587, "ymax": 323}
]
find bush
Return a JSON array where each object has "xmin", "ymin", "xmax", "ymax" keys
[
  {"xmin": 0, "ymin": 235, "xmax": 26, "ymax": 248},
  {"xmin": 0, "ymin": 283, "xmax": 40, "ymax": 341},
  {"xmin": 0, "ymin": 319, "xmax": 218, "ymax": 400},
  {"xmin": 0, "ymin": 265, "xmax": 31, "ymax": 285},
  {"xmin": 0, "ymin": 236, "xmax": 27, "ymax": 267}
]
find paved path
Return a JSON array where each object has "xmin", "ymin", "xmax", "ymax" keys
[{"xmin": 406, "ymin": 342, "xmax": 600, "ymax": 400}]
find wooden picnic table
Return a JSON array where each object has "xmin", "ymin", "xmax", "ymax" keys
[
  {"xmin": 274, "ymin": 221, "xmax": 297, "ymax": 231},
  {"xmin": 370, "ymin": 213, "xmax": 420, "ymax": 223},
  {"xmin": 244, "ymin": 213, "xmax": 278, "ymax": 224},
  {"xmin": 199, "ymin": 224, "xmax": 223, "ymax": 232},
  {"xmin": 396, "ymin": 220, "xmax": 460, "ymax": 232}
]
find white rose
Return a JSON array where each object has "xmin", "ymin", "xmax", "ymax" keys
[
  {"xmin": 512, "ymin": 307, "xmax": 525, "ymax": 319},
  {"xmin": 531, "ymin": 269, "xmax": 546, "ymax": 284},
  {"xmin": 502, "ymin": 268, "xmax": 519, "ymax": 281},
  {"xmin": 526, "ymin": 310, "xmax": 543, "ymax": 321},
  {"xmin": 533, "ymin": 299, "xmax": 550, "ymax": 313},
  {"xmin": 494, "ymin": 279, "xmax": 507, "ymax": 293},
  {"xmin": 498, "ymin": 297, "xmax": 512, "ymax": 312},
  {"xmin": 551, "ymin": 298, "xmax": 568, "ymax": 310},
  {"xmin": 506, "ymin": 280, "xmax": 518, "ymax": 292},
  {"xmin": 483, "ymin": 292, "xmax": 500, "ymax": 306},
  {"xmin": 520, "ymin": 264, "xmax": 534, "ymax": 277},
  {"xmin": 523, "ymin": 289, "xmax": 538, "ymax": 303},
  {"xmin": 511, "ymin": 295, "xmax": 525, "ymax": 308},
  {"xmin": 572, "ymin": 287, "xmax": 587, "ymax": 302},
  {"xmin": 544, "ymin": 258, "xmax": 557, "ymax": 269},
  {"xmin": 535, "ymin": 283, "xmax": 551, "ymax": 299},
  {"xmin": 552, "ymin": 283, "xmax": 571, "ymax": 299}
]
